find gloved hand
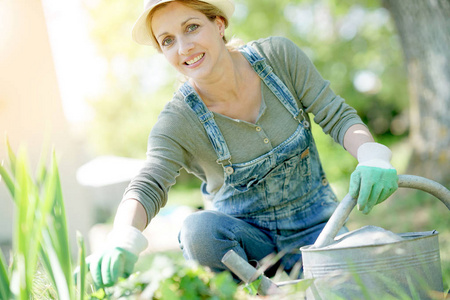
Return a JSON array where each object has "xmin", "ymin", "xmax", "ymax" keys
[
  {"xmin": 349, "ymin": 142, "xmax": 398, "ymax": 214},
  {"xmin": 88, "ymin": 225, "xmax": 148, "ymax": 288}
]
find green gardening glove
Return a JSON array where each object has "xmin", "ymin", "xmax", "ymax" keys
[
  {"xmin": 349, "ymin": 142, "xmax": 398, "ymax": 214},
  {"xmin": 88, "ymin": 225, "xmax": 148, "ymax": 288}
]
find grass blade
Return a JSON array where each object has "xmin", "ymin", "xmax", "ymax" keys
[
  {"xmin": 41, "ymin": 230, "xmax": 71, "ymax": 300},
  {"xmin": 38, "ymin": 247, "xmax": 57, "ymax": 292},
  {"xmin": 50, "ymin": 152, "xmax": 73, "ymax": 286},
  {"xmin": 34, "ymin": 144, "xmax": 49, "ymax": 186},
  {"xmin": 36, "ymin": 159, "xmax": 60, "ymax": 293},
  {"xmin": 13, "ymin": 149, "xmax": 35, "ymax": 299},
  {"xmin": 0, "ymin": 161, "xmax": 15, "ymax": 199},
  {"xmin": 348, "ymin": 262, "xmax": 373, "ymax": 300},
  {"xmin": 0, "ymin": 249, "xmax": 11, "ymax": 300},
  {"xmin": 76, "ymin": 231, "xmax": 86, "ymax": 300},
  {"xmin": 37, "ymin": 151, "xmax": 73, "ymax": 298},
  {"xmin": 406, "ymin": 274, "xmax": 420, "ymax": 300},
  {"xmin": 5, "ymin": 136, "xmax": 16, "ymax": 176}
]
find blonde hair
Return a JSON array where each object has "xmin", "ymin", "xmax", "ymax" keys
[{"xmin": 147, "ymin": 0, "xmax": 230, "ymax": 52}]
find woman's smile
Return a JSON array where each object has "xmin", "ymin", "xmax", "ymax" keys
[{"xmin": 185, "ymin": 53, "xmax": 205, "ymax": 66}]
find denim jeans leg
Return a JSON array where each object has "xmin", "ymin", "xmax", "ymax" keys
[{"xmin": 178, "ymin": 210, "xmax": 277, "ymax": 273}]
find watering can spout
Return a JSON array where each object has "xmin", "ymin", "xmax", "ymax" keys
[{"xmin": 313, "ymin": 193, "xmax": 356, "ymax": 248}]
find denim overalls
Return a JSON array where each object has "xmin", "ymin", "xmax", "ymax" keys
[{"xmin": 179, "ymin": 45, "xmax": 339, "ymax": 272}]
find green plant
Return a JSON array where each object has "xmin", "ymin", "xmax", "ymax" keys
[
  {"xmin": 0, "ymin": 248, "xmax": 9, "ymax": 300},
  {"xmin": 76, "ymin": 232, "xmax": 87, "ymax": 300},
  {"xmin": 88, "ymin": 253, "xmax": 245, "ymax": 300},
  {"xmin": 0, "ymin": 138, "xmax": 78, "ymax": 299},
  {"xmin": 0, "ymin": 140, "xmax": 246, "ymax": 300}
]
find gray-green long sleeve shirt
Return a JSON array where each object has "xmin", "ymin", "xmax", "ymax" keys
[{"xmin": 123, "ymin": 36, "xmax": 365, "ymax": 225}]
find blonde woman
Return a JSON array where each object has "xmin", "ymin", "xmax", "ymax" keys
[{"xmin": 88, "ymin": 0, "xmax": 398, "ymax": 287}]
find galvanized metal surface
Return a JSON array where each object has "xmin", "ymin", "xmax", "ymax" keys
[
  {"xmin": 324, "ymin": 225, "xmax": 404, "ymax": 249},
  {"xmin": 301, "ymin": 175, "xmax": 449, "ymax": 299},
  {"xmin": 302, "ymin": 231, "xmax": 443, "ymax": 299}
]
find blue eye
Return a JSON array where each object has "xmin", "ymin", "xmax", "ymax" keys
[
  {"xmin": 161, "ymin": 37, "xmax": 174, "ymax": 47},
  {"xmin": 187, "ymin": 24, "xmax": 199, "ymax": 33}
]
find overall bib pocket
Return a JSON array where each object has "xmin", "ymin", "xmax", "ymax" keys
[{"xmin": 225, "ymin": 145, "xmax": 313, "ymax": 209}]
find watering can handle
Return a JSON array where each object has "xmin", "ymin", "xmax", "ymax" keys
[{"xmin": 313, "ymin": 174, "xmax": 450, "ymax": 249}]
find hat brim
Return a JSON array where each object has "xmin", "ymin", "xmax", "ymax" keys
[{"xmin": 131, "ymin": 0, "xmax": 235, "ymax": 47}]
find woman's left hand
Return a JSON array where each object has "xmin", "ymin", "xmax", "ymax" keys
[{"xmin": 349, "ymin": 142, "xmax": 398, "ymax": 214}]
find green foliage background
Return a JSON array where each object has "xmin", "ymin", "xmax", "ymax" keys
[{"xmin": 80, "ymin": 0, "xmax": 449, "ymax": 289}]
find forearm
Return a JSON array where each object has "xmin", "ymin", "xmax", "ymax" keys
[
  {"xmin": 343, "ymin": 124, "xmax": 374, "ymax": 158},
  {"xmin": 113, "ymin": 199, "xmax": 148, "ymax": 231}
]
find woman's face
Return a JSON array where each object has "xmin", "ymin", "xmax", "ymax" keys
[{"xmin": 151, "ymin": 1, "xmax": 226, "ymax": 81}]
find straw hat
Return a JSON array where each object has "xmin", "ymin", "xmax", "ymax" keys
[{"xmin": 131, "ymin": 0, "xmax": 235, "ymax": 47}]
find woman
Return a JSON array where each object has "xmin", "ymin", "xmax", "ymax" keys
[{"xmin": 88, "ymin": 0, "xmax": 398, "ymax": 288}]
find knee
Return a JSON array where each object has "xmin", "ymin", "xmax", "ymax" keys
[
  {"xmin": 179, "ymin": 210, "xmax": 239, "ymax": 267},
  {"xmin": 179, "ymin": 210, "xmax": 222, "ymax": 246}
]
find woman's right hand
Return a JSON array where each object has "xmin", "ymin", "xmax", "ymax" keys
[
  {"xmin": 88, "ymin": 247, "xmax": 139, "ymax": 287},
  {"xmin": 87, "ymin": 225, "xmax": 148, "ymax": 288}
]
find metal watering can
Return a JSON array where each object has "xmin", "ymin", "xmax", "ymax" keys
[
  {"xmin": 222, "ymin": 175, "xmax": 450, "ymax": 298},
  {"xmin": 301, "ymin": 174, "xmax": 450, "ymax": 299}
]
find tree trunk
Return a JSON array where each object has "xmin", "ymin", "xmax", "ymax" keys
[{"xmin": 383, "ymin": 0, "xmax": 450, "ymax": 186}]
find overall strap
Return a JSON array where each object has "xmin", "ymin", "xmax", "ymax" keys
[
  {"xmin": 239, "ymin": 44, "xmax": 309, "ymax": 127},
  {"xmin": 179, "ymin": 83, "xmax": 232, "ymax": 166}
]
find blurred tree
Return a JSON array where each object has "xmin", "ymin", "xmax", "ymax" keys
[{"xmin": 382, "ymin": 0, "xmax": 450, "ymax": 186}]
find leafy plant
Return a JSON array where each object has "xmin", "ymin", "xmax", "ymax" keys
[
  {"xmin": 89, "ymin": 253, "xmax": 245, "ymax": 300},
  {"xmin": 76, "ymin": 232, "xmax": 87, "ymax": 300},
  {"xmin": 0, "ymin": 248, "xmax": 9, "ymax": 300},
  {"xmin": 0, "ymin": 138, "xmax": 77, "ymax": 299},
  {"xmin": 0, "ymin": 139, "xmax": 247, "ymax": 300}
]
